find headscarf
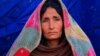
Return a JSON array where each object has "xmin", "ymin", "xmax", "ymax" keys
[{"xmin": 7, "ymin": 0, "xmax": 96, "ymax": 56}]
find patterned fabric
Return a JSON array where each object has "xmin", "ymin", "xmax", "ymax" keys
[{"xmin": 7, "ymin": 0, "xmax": 96, "ymax": 56}]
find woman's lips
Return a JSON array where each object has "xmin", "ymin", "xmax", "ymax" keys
[{"xmin": 48, "ymin": 32, "xmax": 57, "ymax": 35}]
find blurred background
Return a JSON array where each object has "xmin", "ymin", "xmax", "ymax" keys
[{"xmin": 0, "ymin": 0, "xmax": 100, "ymax": 56}]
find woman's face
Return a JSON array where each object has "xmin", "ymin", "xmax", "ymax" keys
[{"xmin": 41, "ymin": 7, "xmax": 63, "ymax": 41}]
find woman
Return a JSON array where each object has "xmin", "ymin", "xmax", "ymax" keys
[
  {"xmin": 7, "ymin": 0, "xmax": 96, "ymax": 56},
  {"xmin": 30, "ymin": 0, "xmax": 73, "ymax": 56}
]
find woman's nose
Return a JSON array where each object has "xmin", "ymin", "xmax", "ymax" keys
[{"xmin": 49, "ymin": 20, "xmax": 54, "ymax": 30}]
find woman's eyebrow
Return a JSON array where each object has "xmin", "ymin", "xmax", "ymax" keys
[
  {"xmin": 43, "ymin": 17, "xmax": 49, "ymax": 19},
  {"xmin": 42, "ymin": 17, "xmax": 49, "ymax": 21},
  {"xmin": 53, "ymin": 16, "xmax": 59, "ymax": 18}
]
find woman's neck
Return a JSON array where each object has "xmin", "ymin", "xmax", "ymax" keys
[{"xmin": 47, "ymin": 39, "xmax": 59, "ymax": 48}]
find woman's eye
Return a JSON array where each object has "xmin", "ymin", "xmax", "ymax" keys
[
  {"xmin": 54, "ymin": 18, "xmax": 60, "ymax": 21},
  {"xmin": 42, "ymin": 18, "xmax": 49, "ymax": 22},
  {"xmin": 53, "ymin": 16, "xmax": 61, "ymax": 21}
]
